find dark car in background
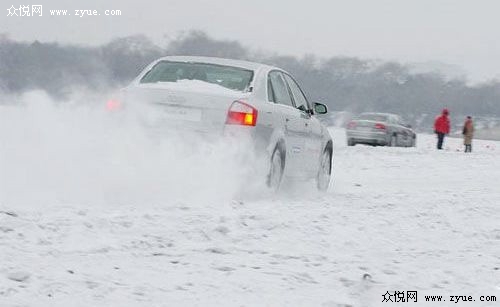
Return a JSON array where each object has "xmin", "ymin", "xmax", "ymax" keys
[{"xmin": 346, "ymin": 112, "xmax": 416, "ymax": 147}]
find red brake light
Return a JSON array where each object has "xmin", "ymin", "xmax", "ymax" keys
[
  {"xmin": 106, "ymin": 99, "xmax": 122, "ymax": 111},
  {"xmin": 347, "ymin": 121, "xmax": 356, "ymax": 129},
  {"xmin": 226, "ymin": 101, "xmax": 258, "ymax": 126},
  {"xmin": 374, "ymin": 123, "xmax": 386, "ymax": 130}
]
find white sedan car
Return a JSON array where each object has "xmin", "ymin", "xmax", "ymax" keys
[{"xmin": 114, "ymin": 56, "xmax": 333, "ymax": 190}]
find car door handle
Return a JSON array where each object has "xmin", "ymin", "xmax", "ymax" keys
[{"xmin": 305, "ymin": 122, "xmax": 309, "ymax": 127}]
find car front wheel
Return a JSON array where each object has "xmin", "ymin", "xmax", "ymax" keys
[{"xmin": 317, "ymin": 148, "xmax": 332, "ymax": 191}]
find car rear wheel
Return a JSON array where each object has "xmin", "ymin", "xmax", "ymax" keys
[
  {"xmin": 347, "ymin": 138, "xmax": 355, "ymax": 146},
  {"xmin": 267, "ymin": 146, "xmax": 284, "ymax": 191},
  {"xmin": 390, "ymin": 134, "xmax": 397, "ymax": 147},
  {"xmin": 317, "ymin": 148, "xmax": 332, "ymax": 191}
]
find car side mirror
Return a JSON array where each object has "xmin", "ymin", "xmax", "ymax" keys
[{"xmin": 314, "ymin": 102, "xmax": 328, "ymax": 115}]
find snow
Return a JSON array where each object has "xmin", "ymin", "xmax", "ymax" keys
[{"xmin": 1, "ymin": 98, "xmax": 500, "ymax": 306}]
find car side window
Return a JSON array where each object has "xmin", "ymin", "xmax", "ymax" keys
[
  {"xmin": 268, "ymin": 71, "xmax": 294, "ymax": 107},
  {"xmin": 283, "ymin": 74, "xmax": 309, "ymax": 112},
  {"xmin": 267, "ymin": 77, "xmax": 275, "ymax": 102}
]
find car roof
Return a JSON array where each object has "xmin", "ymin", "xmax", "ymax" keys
[{"xmin": 155, "ymin": 56, "xmax": 278, "ymax": 72}]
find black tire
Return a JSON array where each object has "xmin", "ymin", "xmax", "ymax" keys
[
  {"xmin": 390, "ymin": 134, "xmax": 397, "ymax": 147},
  {"xmin": 317, "ymin": 147, "xmax": 332, "ymax": 191},
  {"xmin": 267, "ymin": 145, "xmax": 285, "ymax": 191},
  {"xmin": 347, "ymin": 138, "xmax": 355, "ymax": 146}
]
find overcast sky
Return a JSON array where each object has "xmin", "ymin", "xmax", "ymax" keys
[{"xmin": 2, "ymin": 0, "xmax": 500, "ymax": 82}]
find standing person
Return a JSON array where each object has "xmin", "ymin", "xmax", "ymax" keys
[
  {"xmin": 434, "ymin": 108, "xmax": 450, "ymax": 150},
  {"xmin": 462, "ymin": 116, "xmax": 474, "ymax": 152}
]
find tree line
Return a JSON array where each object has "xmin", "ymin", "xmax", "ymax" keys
[{"xmin": 1, "ymin": 31, "xmax": 499, "ymax": 131}]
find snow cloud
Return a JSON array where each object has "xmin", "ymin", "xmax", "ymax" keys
[{"xmin": 0, "ymin": 90, "xmax": 263, "ymax": 208}]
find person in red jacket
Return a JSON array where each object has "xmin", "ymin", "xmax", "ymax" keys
[{"xmin": 434, "ymin": 108, "xmax": 451, "ymax": 150}]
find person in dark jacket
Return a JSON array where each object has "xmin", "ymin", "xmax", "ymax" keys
[
  {"xmin": 434, "ymin": 108, "xmax": 450, "ymax": 150},
  {"xmin": 462, "ymin": 116, "xmax": 474, "ymax": 152}
]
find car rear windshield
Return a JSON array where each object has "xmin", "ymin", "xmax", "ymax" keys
[
  {"xmin": 358, "ymin": 114, "xmax": 389, "ymax": 121},
  {"xmin": 140, "ymin": 61, "xmax": 254, "ymax": 92}
]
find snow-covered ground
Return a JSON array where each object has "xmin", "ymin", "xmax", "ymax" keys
[{"xmin": 1, "ymin": 110, "xmax": 500, "ymax": 306}]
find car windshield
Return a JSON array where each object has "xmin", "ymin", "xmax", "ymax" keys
[
  {"xmin": 358, "ymin": 114, "xmax": 389, "ymax": 122},
  {"xmin": 140, "ymin": 61, "xmax": 254, "ymax": 92}
]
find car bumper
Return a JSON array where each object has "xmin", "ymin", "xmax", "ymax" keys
[{"xmin": 346, "ymin": 129, "xmax": 388, "ymax": 145}]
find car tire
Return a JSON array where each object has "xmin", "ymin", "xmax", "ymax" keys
[
  {"xmin": 317, "ymin": 147, "xmax": 332, "ymax": 191},
  {"xmin": 347, "ymin": 139, "xmax": 355, "ymax": 146},
  {"xmin": 267, "ymin": 145, "xmax": 285, "ymax": 191},
  {"xmin": 412, "ymin": 136, "xmax": 417, "ymax": 147},
  {"xmin": 390, "ymin": 134, "xmax": 397, "ymax": 147}
]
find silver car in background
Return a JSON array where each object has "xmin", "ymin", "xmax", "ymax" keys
[
  {"xmin": 115, "ymin": 56, "xmax": 333, "ymax": 190},
  {"xmin": 346, "ymin": 112, "xmax": 416, "ymax": 147}
]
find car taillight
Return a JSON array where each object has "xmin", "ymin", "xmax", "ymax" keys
[
  {"xmin": 374, "ymin": 123, "xmax": 386, "ymax": 130},
  {"xmin": 226, "ymin": 101, "xmax": 258, "ymax": 126},
  {"xmin": 347, "ymin": 121, "xmax": 357, "ymax": 129},
  {"xmin": 106, "ymin": 99, "xmax": 122, "ymax": 111}
]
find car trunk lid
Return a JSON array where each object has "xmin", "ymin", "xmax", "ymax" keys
[{"xmin": 123, "ymin": 81, "xmax": 251, "ymax": 134}]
